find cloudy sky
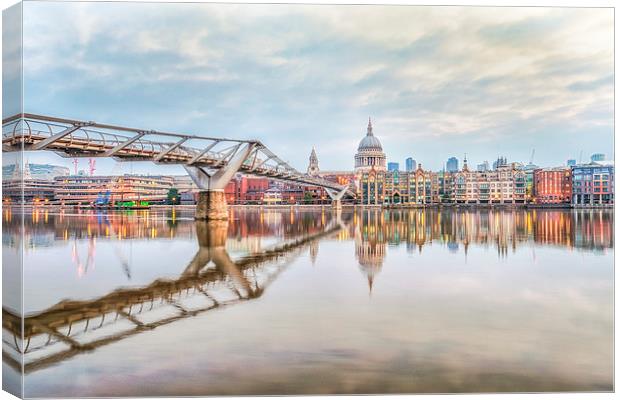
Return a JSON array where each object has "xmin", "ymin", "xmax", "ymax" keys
[{"xmin": 7, "ymin": 2, "xmax": 615, "ymax": 174}]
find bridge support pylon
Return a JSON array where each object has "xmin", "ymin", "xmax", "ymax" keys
[
  {"xmin": 325, "ymin": 187, "xmax": 348, "ymax": 210},
  {"xmin": 195, "ymin": 190, "xmax": 228, "ymax": 220},
  {"xmin": 184, "ymin": 143, "xmax": 256, "ymax": 220}
]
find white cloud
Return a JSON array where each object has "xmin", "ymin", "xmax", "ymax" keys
[{"xmin": 20, "ymin": 3, "xmax": 613, "ymax": 172}]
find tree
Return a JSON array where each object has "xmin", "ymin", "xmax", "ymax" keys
[
  {"xmin": 303, "ymin": 192, "xmax": 313, "ymax": 204},
  {"xmin": 167, "ymin": 188, "xmax": 180, "ymax": 205}
]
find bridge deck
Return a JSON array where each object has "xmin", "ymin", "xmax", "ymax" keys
[{"xmin": 3, "ymin": 113, "xmax": 353, "ymax": 194}]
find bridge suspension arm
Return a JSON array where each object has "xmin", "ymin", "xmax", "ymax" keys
[
  {"xmin": 102, "ymin": 132, "xmax": 147, "ymax": 157},
  {"xmin": 2, "ymin": 112, "xmax": 352, "ymax": 195},
  {"xmin": 31, "ymin": 122, "xmax": 93, "ymax": 150},
  {"xmin": 154, "ymin": 137, "xmax": 189, "ymax": 162}
]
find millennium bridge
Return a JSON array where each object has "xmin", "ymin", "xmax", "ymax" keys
[
  {"xmin": 2, "ymin": 216, "xmax": 345, "ymax": 374},
  {"xmin": 2, "ymin": 113, "xmax": 354, "ymax": 218}
]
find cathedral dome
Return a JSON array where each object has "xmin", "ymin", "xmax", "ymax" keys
[
  {"xmin": 358, "ymin": 134, "xmax": 383, "ymax": 152},
  {"xmin": 354, "ymin": 117, "xmax": 386, "ymax": 172},
  {"xmin": 357, "ymin": 118, "xmax": 383, "ymax": 152}
]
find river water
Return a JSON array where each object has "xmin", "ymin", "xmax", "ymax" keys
[{"xmin": 2, "ymin": 207, "xmax": 614, "ymax": 396}]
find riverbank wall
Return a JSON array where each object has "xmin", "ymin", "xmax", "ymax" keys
[{"xmin": 4, "ymin": 203, "xmax": 613, "ymax": 212}]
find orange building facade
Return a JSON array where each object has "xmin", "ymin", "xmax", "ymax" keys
[{"xmin": 533, "ymin": 167, "xmax": 572, "ymax": 204}]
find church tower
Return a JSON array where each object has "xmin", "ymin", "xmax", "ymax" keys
[{"xmin": 307, "ymin": 147, "xmax": 320, "ymax": 176}]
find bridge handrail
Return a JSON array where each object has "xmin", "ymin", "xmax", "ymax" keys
[{"xmin": 2, "ymin": 113, "xmax": 353, "ymax": 194}]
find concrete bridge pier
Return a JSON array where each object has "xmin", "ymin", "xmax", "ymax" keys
[
  {"xmin": 184, "ymin": 143, "xmax": 256, "ymax": 220},
  {"xmin": 195, "ymin": 191, "xmax": 228, "ymax": 220}
]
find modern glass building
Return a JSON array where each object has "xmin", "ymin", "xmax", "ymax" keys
[
  {"xmin": 387, "ymin": 162, "xmax": 399, "ymax": 172},
  {"xmin": 446, "ymin": 157, "xmax": 459, "ymax": 173},
  {"xmin": 405, "ymin": 157, "xmax": 416, "ymax": 172},
  {"xmin": 571, "ymin": 162, "xmax": 614, "ymax": 205}
]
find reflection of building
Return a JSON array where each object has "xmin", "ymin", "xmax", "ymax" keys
[
  {"xmin": 571, "ymin": 161, "xmax": 614, "ymax": 205},
  {"xmin": 355, "ymin": 209, "xmax": 386, "ymax": 292},
  {"xmin": 351, "ymin": 208, "xmax": 613, "ymax": 255},
  {"xmin": 309, "ymin": 241, "xmax": 319, "ymax": 265},
  {"xmin": 533, "ymin": 167, "xmax": 572, "ymax": 204}
]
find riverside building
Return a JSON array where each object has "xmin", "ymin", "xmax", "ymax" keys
[
  {"xmin": 383, "ymin": 166, "xmax": 440, "ymax": 205},
  {"xmin": 359, "ymin": 165, "xmax": 440, "ymax": 206},
  {"xmin": 451, "ymin": 157, "xmax": 527, "ymax": 204},
  {"xmin": 53, "ymin": 175, "xmax": 174, "ymax": 205},
  {"xmin": 2, "ymin": 162, "xmax": 69, "ymax": 203},
  {"xmin": 571, "ymin": 161, "xmax": 614, "ymax": 206},
  {"xmin": 533, "ymin": 167, "xmax": 572, "ymax": 204}
]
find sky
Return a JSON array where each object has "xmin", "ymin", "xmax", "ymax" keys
[{"xmin": 4, "ymin": 2, "xmax": 614, "ymax": 175}]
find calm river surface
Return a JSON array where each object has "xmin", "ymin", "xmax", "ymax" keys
[{"xmin": 2, "ymin": 207, "xmax": 614, "ymax": 396}]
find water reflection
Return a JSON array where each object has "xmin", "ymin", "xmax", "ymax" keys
[
  {"xmin": 350, "ymin": 208, "xmax": 613, "ymax": 292},
  {"xmin": 4, "ymin": 208, "xmax": 613, "ymax": 254},
  {"xmin": 1, "ymin": 207, "xmax": 613, "ymax": 395},
  {"xmin": 351, "ymin": 208, "xmax": 613, "ymax": 256},
  {"xmin": 3, "ymin": 214, "xmax": 343, "ymax": 374}
]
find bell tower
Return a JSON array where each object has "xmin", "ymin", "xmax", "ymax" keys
[{"xmin": 307, "ymin": 147, "xmax": 320, "ymax": 176}]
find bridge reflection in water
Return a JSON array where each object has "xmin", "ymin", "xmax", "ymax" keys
[
  {"xmin": 1, "ymin": 207, "xmax": 613, "ymax": 377},
  {"xmin": 2, "ymin": 210, "xmax": 345, "ymax": 374}
]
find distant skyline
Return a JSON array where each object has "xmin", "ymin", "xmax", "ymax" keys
[{"xmin": 4, "ymin": 3, "xmax": 614, "ymax": 175}]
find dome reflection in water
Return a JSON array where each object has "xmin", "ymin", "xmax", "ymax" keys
[{"xmin": 2, "ymin": 207, "xmax": 613, "ymax": 396}]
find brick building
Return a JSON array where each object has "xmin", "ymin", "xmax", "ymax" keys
[{"xmin": 533, "ymin": 167, "xmax": 572, "ymax": 204}]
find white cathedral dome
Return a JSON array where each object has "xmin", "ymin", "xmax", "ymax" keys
[
  {"xmin": 358, "ymin": 134, "xmax": 383, "ymax": 152},
  {"xmin": 354, "ymin": 118, "xmax": 386, "ymax": 172}
]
